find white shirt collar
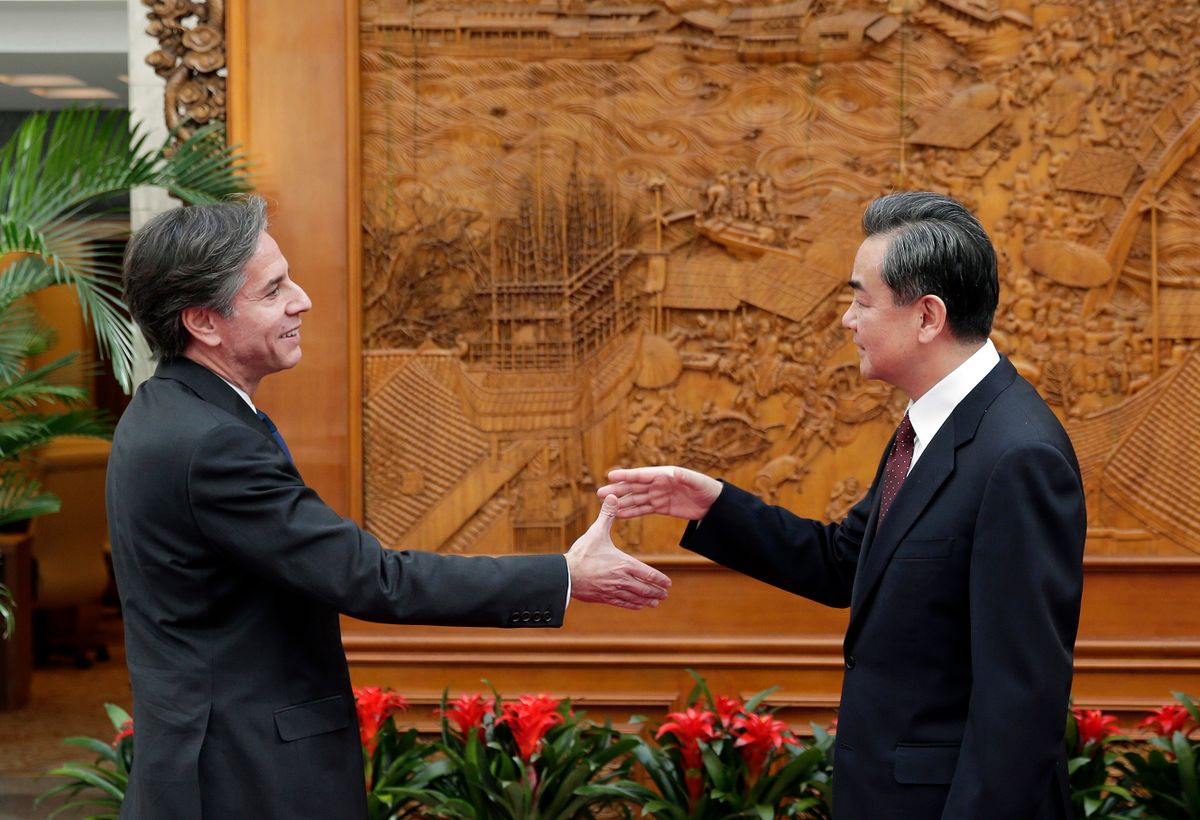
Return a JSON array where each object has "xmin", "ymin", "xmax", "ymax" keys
[
  {"xmin": 217, "ymin": 375, "xmax": 257, "ymax": 412},
  {"xmin": 907, "ymin": 338, "xmax": 1000, "ymax": 468}
]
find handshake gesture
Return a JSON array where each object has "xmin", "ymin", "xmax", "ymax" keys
[
  {"xmin": 565, "ymin": 495, "xmax": 672, "ymax": 610},
  {"xmin": 566, "ymin": 466, "xmax": 724, "ymax": 610}
]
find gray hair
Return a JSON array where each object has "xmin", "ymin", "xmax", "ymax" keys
[
  {"xmin": 862, "ymin": 192, "xmax": 998, "ymax": 342},
  {"xmin": 123, "ymin": 196, "xmax": 268, "ymax": 360}
]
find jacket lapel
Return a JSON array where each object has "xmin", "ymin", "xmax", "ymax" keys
[{"xmin": 846, "ymin": 358, "xmax": 1018, "ymax": 634}]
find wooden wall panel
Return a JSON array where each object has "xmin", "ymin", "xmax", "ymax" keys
[
  {"xmin": 342, "ymin": 557, "xmax": 1200, "ymax": 729},
  {"xmin": 231, "ymin": 0, "xmax": 351, "ymax": 513},
  {"xmin": 228, "ymin": 0, "xmax": 1200, "ymax": 728}
]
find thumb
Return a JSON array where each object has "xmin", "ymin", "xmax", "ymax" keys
[{"xmin": 591, "ymin": 494, "xmax": 618, "ymax": 538}]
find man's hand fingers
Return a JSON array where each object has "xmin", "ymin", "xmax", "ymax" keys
[
  {"xmin": 626, "ymin": 558, "xmax": 671, "ymax": 590},
  {"xmin": 605, "ymin": 466, "xmax": 675, "ymax": 486},
  {"xmin": 591, "ymin": 494, "xmax": 618, "ymax": 537}
]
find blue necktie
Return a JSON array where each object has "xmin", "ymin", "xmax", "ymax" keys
[{"xmin": 256, "ymin": 410, "xmax": 293, "ymax": 463}]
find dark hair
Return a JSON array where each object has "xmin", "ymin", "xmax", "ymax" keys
[
  {"xmin": 123, "ymin": 196, "xmax": 268, "ymax": 359},
  {"xmin": 861, "ymin": 191, "xmax": 998, "ymax": 342}
]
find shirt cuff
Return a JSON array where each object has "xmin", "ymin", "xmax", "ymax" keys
[{"xmin": 563, "ymin": 554, "xmax": 572, "ymax": 611}]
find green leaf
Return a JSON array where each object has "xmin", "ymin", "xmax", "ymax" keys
[
  {"xmin": 685, "ymin": 668, "xmax": 715, "ymax": 710},
  {"xmin": 743, "ymin": 685, "xmax": 781, "ymax": 713},
  {"xmin": 0, "ymin": 468, "xmax": 60, "ymax": 527},
  {"xmin": 60, "ymin": 736, "xmax": 117, "ymax": 761},
  {"xmin": 1171, "ymin": 730, "xmax": 1199, "ymax": 815},
  {"xmin": 42, "ymin": 764, "xmax": 125, "ymax": 800},
  {"xmin": 1172, "ymin": 691, "xmax": 1200, "ymax": 727}
]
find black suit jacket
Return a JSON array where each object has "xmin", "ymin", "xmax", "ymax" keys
[
  {"xmin": 683, "ymin": 358, "xmax": 1085, "ymax": 820},
  {"xmin": 106, "ymin": 358, "xmax": 569, "ymax": 819}
]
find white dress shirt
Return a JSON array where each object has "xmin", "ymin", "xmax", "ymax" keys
[{"xmin": 905, "ymin": 339, "xmax": 1000, "ymax": 473}]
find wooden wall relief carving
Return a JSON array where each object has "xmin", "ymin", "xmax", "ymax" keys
[
  {"xmin": 142, "ymin": 0, "xmax": 227, "ymax": 139},
  {"xmin": 359, "ymin": 0, "xmax": 1200, "ymax": 562}
]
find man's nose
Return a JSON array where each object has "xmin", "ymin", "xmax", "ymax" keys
[{"xmin": 291, "ymin": 284, "xmax": 313, "ymax": 313}]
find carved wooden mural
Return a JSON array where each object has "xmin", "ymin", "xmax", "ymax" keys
[
  {"xmin": 142, "ymin": 0, "xmax": 227, "ymax": 138},
  {"xmin": 358, "ymin": 0, "xmax": 1200, "ymax": 560}
]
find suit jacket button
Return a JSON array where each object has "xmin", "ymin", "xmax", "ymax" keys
[
  {"xmin": 531, "ymin": 612, "xmax": 542, "ymax": 623},
  {"xmin": 845, "ymin": 655, "xmax": 856, "ymax": 670},
  {"xmin": 510, "ymin": 613, "xmax": 520, "ymax": 623},
  {"xmin": 521, "ymin": 610, "xmax": 532, "ymax": 622},
  {"xmin": 542, "ymin": 610, "xmax": 551, "ymax": 620}
]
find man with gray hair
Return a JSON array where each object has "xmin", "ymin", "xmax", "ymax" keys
[
  {"xmin": 601, "ymin": 192, "xmax": 1085, "ymax": 819},
  {"xmin": 108, "ymin": 195, "xmax": 671, "ymax": 818}
]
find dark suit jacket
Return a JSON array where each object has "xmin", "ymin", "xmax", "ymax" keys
[
  {"xmin": 106, "ymin": 358, "xmax": 569, "ymax": 819},
  {"xmin": 683, "ymin": 358, "xmax": 1085, "ymax": 820}
]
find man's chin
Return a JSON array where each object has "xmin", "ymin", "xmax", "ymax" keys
[{"xmin": 277, "ymin": 351, "xmax": 302, "ymax": 371}]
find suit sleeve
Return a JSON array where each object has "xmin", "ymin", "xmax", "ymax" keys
[
  {"xmin": 942, "ymin": 442, "xmax": 1085, "ymax": 819},
  {"xmin": 186, "ymin": 422, "xmax": 569, "ymax": 627},
  {"xmin": 680, "ymin": 481, "xmax": 869, "ymax": 608}
]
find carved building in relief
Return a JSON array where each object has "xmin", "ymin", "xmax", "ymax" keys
[{"xmin": 360, "ymin": 0, "xmax": 1200, "ymax": 559}]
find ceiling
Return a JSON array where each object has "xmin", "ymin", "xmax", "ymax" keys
[{"xmin": 0, "ymin": 1, "xmax": 128, "ymax": 111}]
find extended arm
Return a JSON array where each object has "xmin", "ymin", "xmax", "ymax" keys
[
  {"xmin": 189, "ymin": 424, "xmax": 666, "ymax": 626},
  {"xmin": 600, "ymin": 466, "xmax": 868, "ymax": 608}
]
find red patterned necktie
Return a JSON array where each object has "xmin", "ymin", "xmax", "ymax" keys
[{"xmin": 877, "ymin": 413, "xmax": 915, "ymax": 524}]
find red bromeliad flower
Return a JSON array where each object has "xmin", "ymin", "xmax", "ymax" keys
[
  {"xmin": 732, "ymin": 712, "xmax": 791, "ymax": 780},
  {"xmin": 111, "ymin": 719, "xmax": 133, "ymax": 748},
  {"xmin": 657, "ymin": 707, "xmax": 718, "ymax": 803},
  {"xmin": 440, "ymin": 693, "xmax": 495, "ymax": 740},
  {"xmin": 1138, "ymin": 704, "xmax": 1193, "ymax": 737},
  {"xmin": 354, "ymin": 686, "xmax": 409, "ymax": 756},
  {"xmin": 715, "ymin": 695, "xmax": 744, "ymax": 730},
  {"xmin": 498, "ymin": 693, "xmax": 563, "ymax": 761},
  {"xmin": 1073, "ymin": 708, "xmax": 1119, "ymax": 748}
]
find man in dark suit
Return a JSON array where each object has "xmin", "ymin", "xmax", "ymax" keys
[
  {"xmin": 601, "ymin": 192, "xmax": 1086, "ymax": 819},
  {"xmin": 108, "ymin": 196, "xmax": 671, "ymax": 819}
]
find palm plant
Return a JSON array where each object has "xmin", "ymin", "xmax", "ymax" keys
[{"xmin": 0, "ymin": 107, "xmax": 251, "ymax": 635}]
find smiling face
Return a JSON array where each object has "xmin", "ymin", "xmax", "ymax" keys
[
  {"xmin": 206, "ymin": 232, "xmax": 312, "ymax": 393},
  {"xmin": 841, "ymin": 234, "xmax": 922, "ymax": 391}
]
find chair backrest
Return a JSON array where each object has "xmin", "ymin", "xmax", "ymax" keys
[{"xmin": 29, "ymin": 437, "xmax": 111, "ymax": 611}]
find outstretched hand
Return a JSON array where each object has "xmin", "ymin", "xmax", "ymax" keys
[
  {"xmin": 597, "ymin": 465, "xmax": 723, "ymax": 521},
  {"xmin": 565, "ymin": 495, "xmax": 672, "ymax": 610}
]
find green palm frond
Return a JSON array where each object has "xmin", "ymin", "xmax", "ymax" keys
[
  {"xmin": 0, "ymin": 108, "xmax": 252, "ymax": 392},
  {"xmin": 0, "ymin": 302, "xmax": 44, "ymax": 383},
  {"xmin": 157, "ymin": 121, "xmax": 255, "ymax": 204},
  {"xmin": 0, "ymin": 467, "xmax": 61, "ymax": 528},
  {"xmin": 0, "ymin": 409, "xmax": 112, "ymax": 460},
  {"xmin": 0, "ymin": 255, "xmax": 58, "ymax": 311}
]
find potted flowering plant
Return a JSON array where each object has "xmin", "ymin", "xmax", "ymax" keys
[
  {"xmin": 430, "ymin": 688, "xmax": 639, "ymax": 819},
  {"xmin": 354, "ymin": 686, "xmax": 454, "ymax": 819},
  {"xmin": 1116, "ymin": 692, "xmax": 1200, "ymax": 819},
  {"xmin": 35, "ymin": 703, "xmax": 132, "ymax": 817},
  {"xmin": 1065, "ymin": 705, "xmax": 1135, "ymax": 818},
  {"xmin": 589, "ymin": 672, "xmax": 834, "ymax": 819}
]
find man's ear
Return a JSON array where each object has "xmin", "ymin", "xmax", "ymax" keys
[
  {"xmin": 181, "ymin": 306, "xmax": 223, "ymax": 349},
  {"xmin": 915, "ymin": 294, "xmax": 949, "ymax": 343}
]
